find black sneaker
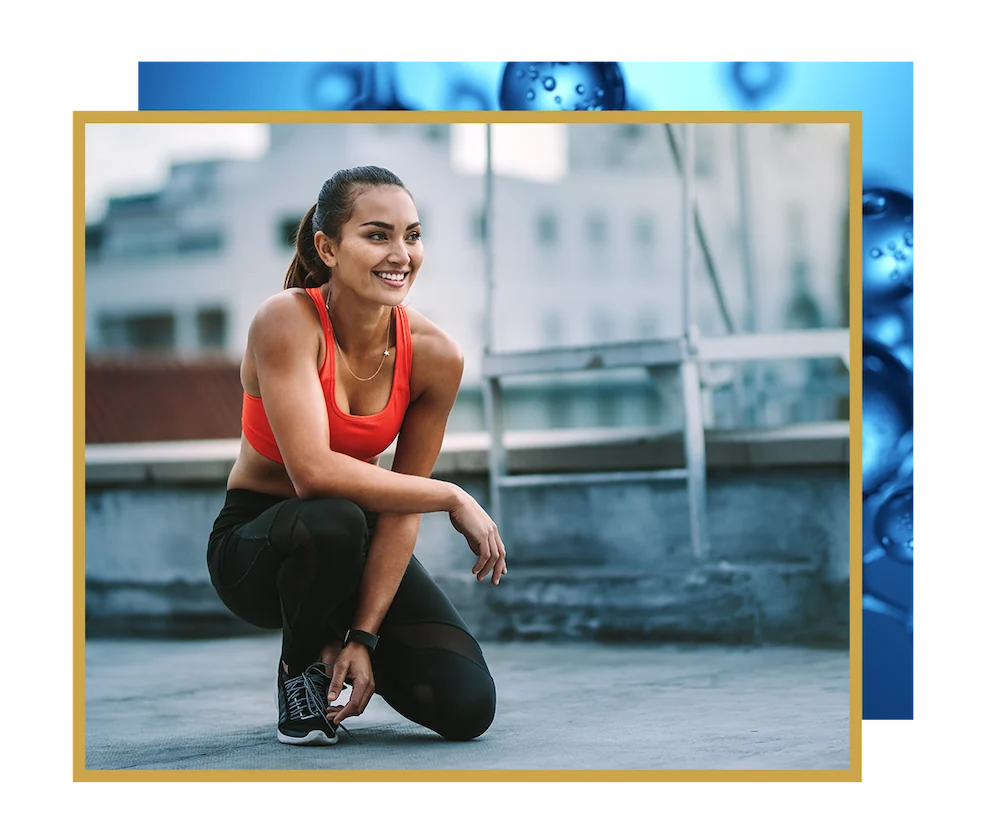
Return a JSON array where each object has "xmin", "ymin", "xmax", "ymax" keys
[{"xmin": 275, "ymin": 661, "xmax": 338, "ymax": 746}]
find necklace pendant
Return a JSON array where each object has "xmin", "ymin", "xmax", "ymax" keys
[{"xmin": 383, "ymin": 349, "xmax": 390, "ymax": 357}]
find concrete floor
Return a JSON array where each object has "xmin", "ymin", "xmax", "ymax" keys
[{"xmin": 84, "ymin": 635, "xmax": 851, "ymax": 773}]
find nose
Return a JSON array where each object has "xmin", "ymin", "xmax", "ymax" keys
[{"xmin": 386, "ymin": 239, "xmax": 409, "ymax": 266}]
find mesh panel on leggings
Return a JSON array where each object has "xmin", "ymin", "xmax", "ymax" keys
[
  {"xmin": 380, "ymin": 621, "xmax": 488, "ymax": 670},
  {"xmin": 373, "ymin": 624, "xmax": 496, "ymax": 741}
]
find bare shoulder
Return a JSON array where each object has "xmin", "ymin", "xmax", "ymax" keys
[
  {"xmin": 249, "ymin": 288, "xmax": 321, "ymax": 345},
  {"xmin": 405, "ymin": 306, "xmax": 464, "ymax": 397}
]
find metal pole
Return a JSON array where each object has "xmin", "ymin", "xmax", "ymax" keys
[
  {"xmin": 679, "ymin": 123, "xmax": 710, "ymax": 560},
  {"xmin": 734, "ymin": 123, "xmax": 762, "ymax": 426},
  {"xmin": 481, "ymin": 124, "xmax": 506, "ymax": 526}
]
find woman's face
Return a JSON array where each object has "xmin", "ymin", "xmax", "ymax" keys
[{"xmin": 319, "ymin": 185, "xmax": 423, "ymax": 305}]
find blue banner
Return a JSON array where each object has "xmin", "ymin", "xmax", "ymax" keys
[{"xmin": 137, "ymin": 60, "xmax": 914, "ymax": 720}]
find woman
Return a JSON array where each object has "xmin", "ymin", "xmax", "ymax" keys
[{"xmin": 207, "ymin": 166, "xmax": 506, "ymax": 747}]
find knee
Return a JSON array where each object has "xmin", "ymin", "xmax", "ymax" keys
[
  {"xmin": 271, "ymin": 498, "xmax": 369, "ymax": 572},
  {"xmin": 436, "ymin": 670, "xmax": 497, "ymax": 742}
]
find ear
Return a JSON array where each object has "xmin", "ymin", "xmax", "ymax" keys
[{"xmin": 314, "ymin": 231, "xmax": 338, "ymax": 268}]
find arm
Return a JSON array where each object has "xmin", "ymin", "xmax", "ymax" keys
[
  {"xmin": 351, "ymin": 332, "xmax": 466, "ymax": 638},
  {"xmin": 252, "ymin": 295, "xmax": 462, "ymax": 514},
  {"xmin": 324, "ymin": 331, "xmax": 506, "ymax": 725}
]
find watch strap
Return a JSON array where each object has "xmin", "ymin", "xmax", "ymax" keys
[{"xmin": 343, "ymin": 628, "xmax": 379, "ymax": 652}]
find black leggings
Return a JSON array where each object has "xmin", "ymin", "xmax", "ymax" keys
[{"xmin": 207, "ymin": 489, "xmax": 495, "ymax": 741}]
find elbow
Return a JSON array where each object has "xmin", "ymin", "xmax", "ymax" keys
[{"xmin": 289, "ymin": 465, "xmax": 325, "ymax": 500}]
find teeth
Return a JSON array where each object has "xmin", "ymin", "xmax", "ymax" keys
[{"xmin": 375, "ymin": 272, "xmax": 406, "ymax": 281}]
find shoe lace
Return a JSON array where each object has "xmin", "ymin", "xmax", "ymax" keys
[{"xmin": 286, "ymin": 662, "xmax": 361, "ymax": 744}]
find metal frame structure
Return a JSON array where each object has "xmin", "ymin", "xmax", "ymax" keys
[{"xmin": 480, "ymin": 123, "xmax": 849, "ymax": 560}]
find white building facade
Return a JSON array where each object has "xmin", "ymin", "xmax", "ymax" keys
[{"xmin": 85, "ymin": 121, "xmax": 849, "ymax": 431}]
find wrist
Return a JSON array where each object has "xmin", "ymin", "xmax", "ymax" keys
[
  {"xmin": 445, "ymin": 482, "xmax": 465, "ymax": 513},
  {"xmin": 343, "ymin": 628, "xmax": 380, "ymax": 652}
]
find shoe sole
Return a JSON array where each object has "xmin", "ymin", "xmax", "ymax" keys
[{"xmin": 277, "ymin": 729, "xmax": 339, "ymax": 746}]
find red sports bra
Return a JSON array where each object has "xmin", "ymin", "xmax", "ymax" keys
[{"xmin": 241, "ymin": 287, "xmax": 413, "ymax": 464}]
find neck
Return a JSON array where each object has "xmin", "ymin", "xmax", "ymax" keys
[{"xmin": 323, "ymin": 282, "xmax": 393, "ymax": 357}]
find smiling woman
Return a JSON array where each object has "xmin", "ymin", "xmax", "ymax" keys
[{"xmin": 206, "ymin": 165, "xmax": 506, "ymax": 747}]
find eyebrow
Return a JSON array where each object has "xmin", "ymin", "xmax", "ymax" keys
[{"xmin": 359, "ymin": 220, "xmax": 421, "ymax": 230}]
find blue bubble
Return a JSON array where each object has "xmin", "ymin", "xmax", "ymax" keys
[
  {"xmin": 862, "ymin": 340, "xmax": 912, "ymax": 496},
  {"xmin": 499, "ymin": 62, "xmax": 626, "ymax": 110},
  {"xmin": 863, "ymin": 187, "xmax": 913, "ymax": 309},
  {"xmin": 875, "ymin": 486, "xmax": 913, "ymax": 563},
  {"xmin": 727, "ymin": 62, "xmax": 787, "ymax": 108},
  {"xmin": 307, "ymin": 63, "xmax": 368, "ymax": 109},
  {"xmin": 863, "ymin": 294, "xmax": 913, "ymax": 362}
]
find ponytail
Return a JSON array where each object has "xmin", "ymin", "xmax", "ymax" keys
[{"xmin": 283, "ymin": 204, "xmax": 326, "ymax": 289}]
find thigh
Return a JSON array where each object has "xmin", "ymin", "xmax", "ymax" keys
[{"xmin": 208, "ymin": 499, "xmax": 292, "ymax": 629}]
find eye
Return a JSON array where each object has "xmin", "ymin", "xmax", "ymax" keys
[
  {"xmin": 407, "ymin": 231, "xmax": 422, "ymax": 241},
  {"xmin": 369, "ymin": 232, "xmax": 388, "ymax": 241}
]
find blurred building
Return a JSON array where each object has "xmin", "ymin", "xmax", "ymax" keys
[{"xmin": 85, "ymin": 122, "xmax": 849, "ymax": 439}]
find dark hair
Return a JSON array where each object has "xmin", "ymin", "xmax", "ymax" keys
[{"xmin": 284, "ymin": 166, "xmax": 409, "ymax": 289}]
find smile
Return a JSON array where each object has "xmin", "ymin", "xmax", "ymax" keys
[{"xmin": 374, "ymin": 271, "xmax": 408, "ymax": 286}]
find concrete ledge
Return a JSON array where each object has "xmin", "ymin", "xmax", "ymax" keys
[{"xmin": 85, "ymin": 422, "xmax": 849, "ymax": 485}]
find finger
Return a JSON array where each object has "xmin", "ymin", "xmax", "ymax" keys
[
  {"xmin": 492, "ymin": 551, "xmax": 506, "ymax": 585},
  {"xmin": 328, "ymin": 662, "xmax": 349, "ymax": 702},
  {"xmin": 471, "ymin": 537, "xmax": 490, "ymax": 576},
  {"xmin": 357, "ymin": 679, "xmax": 376, "ymax": 716},
  {"xmin": 477, "ymin": 534, "xmax": 501, "ymax": 581},
  {"xmin": 333, "ymin": 683, "xmax": 366, "ymax": 726}
]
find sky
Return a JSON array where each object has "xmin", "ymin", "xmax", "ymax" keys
[
  {"xmin": 85, "ymin": 124, "xmax": 269, "ymax": 220},
  {"xmin": 85, "ymin": 123, "xmax": 568, "ymax": 222}
]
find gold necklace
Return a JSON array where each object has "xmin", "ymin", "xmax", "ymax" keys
[{"xmin": 332, "ymin": 307, "xmax": 393, "ymax": 383}]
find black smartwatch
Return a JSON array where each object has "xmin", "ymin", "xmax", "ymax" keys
[{"xmin": 343, "ymin": 628, "xmax": 379, "ymax": 652}]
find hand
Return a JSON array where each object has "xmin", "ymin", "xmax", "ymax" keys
[
  {"xmin": 448, "ymin": 490, "xmax": 508, "ymax": 585},
  {"xmin": 326, "ymin": 642, "xmax": 375, "ymax": 727}
]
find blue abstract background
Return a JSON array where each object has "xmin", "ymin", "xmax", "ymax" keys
[{"xmin": 136, "ymin": 60, "xmax": 914, "ymax": 720}]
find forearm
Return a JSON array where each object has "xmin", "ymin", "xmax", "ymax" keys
[
  {"xmin": 350, "ymin": 513, "xmax": 422, "ymax": 635},
  {"xmin": 298, "ymin": 451, "xmax": 460, "ymax": 514}
]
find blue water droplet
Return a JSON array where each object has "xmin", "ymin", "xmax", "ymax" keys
[
  {"xmin": 894, "ymin": 250, "xmax": 907, "ymax": 261},
  {"xmin": 870, "ymin": 248, "xmax": 882, "ymax": 258},
  {"xmin": 526, "ymin": 89, "xmax": 535, "ymax": 101},
  {"xmin": 543, "ymin": 77, "xmax": 557, "ymax": 91},
  {"xmin": 528, "ymin": 65, "xmax": 538, "ymax": 80},
  {"xmin": 874, "ymin": 487, "xmax": 914, "ymax": 563},
  {"xmin": 516, "ymin": 69, "xmax": 524, "ymax": 79},
  {"xmin": 904, "ymin": 215, "xmax": 913, "ymax": 224},
  {"xmin": 887, "ymin": 240, "xmax": 897, "ymax": 251},
  {"xmin": 862, "ymin": 340, "xmax": 912, "ymax": 496},
  {"xmin": 904, "ymin": 232, "xmax": 913, "ymax": 247},
  {"xmin": 596, "ymin": 88, "xmax": 604, "ymax": 97},
  {"xmin": 576, "ymin": 84, "xmax": 586, "ymax": 95},
  {"xmin": 863, "ymin": 193, "xmax": 887, "ymax": 215},
  {"xmin": 554, "ymin": 95, "xmax": 562, "ymax": 104}
]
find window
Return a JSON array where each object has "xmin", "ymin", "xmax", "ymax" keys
[
  {"xmin": 86, "ymin": 225, "xmax": 104, "ymax": 260},
  {"xmin": 424, "ymin": 124, "xmax": 449, "ymax": 142},
  {"xmin": 536, "ymin": 212, "xmax": 558, "ymax": 245},
  {"xmin": 197, "ymin": 308, "xmax": 227, "ymax": 349},
  {"xmin": 278, "ymin": 216, "xmax": 301, "ymax": 248},
  {"xmin": 635, "ymin": 215, "xmax": 654, "ymax": 246},
  {"xmin": 177, "ymin": 231, "xmax": 223, "ymax": 254},
  {"xmin": 99, "ymin": 312, "xmax": 176, "ymax": 351},
  {"xmin": 585, "ymin": 213, "xmax": 607, "ymax": 246},
  {"xmin": 471, "ymin": 209, "xmax": 486, "ymax": 243}
]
